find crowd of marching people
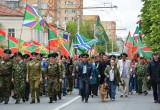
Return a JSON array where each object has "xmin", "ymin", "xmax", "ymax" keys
[{"xmin": 0, "ymin": 49, "xmax": 160, "ymax": 104}]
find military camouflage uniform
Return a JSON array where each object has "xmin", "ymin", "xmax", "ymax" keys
[
  {"xmin": 0, "ymin": 59, "xmax": 12, "ymax": 103},
  {"xmin": 12, "ymin": 61, "xmax": 27, "ymax": 102},
  {"xmin": 46, "ymin": 62, "xmax": 62, "ymax": 101},
  {"xmin": 58, "ymin": 61, "xmax": 65, "ymax": 99},
  {"xmin": 134, "ymin": 62, "xmax": 148, "ymax": 94},
  {"xmin": 67, "ymin": 64, "xmax": 74, "ymax": 92},
  {"xmin": 27, "ymin": 60, "xmax": 42, "ymax": 101}
]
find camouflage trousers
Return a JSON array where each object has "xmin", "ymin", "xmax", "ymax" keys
[
  {"xmin": 137, "ymin": 76, "xmax": 148, "ymax": 93},
  {"xmin": 47, "ymin": 79, "xmax": 60, "ymax": 98},
  {"xmin": 14, "ymin": 79, "xmax": 26, "ymax": 101},
  {"xmin": 0, "ymin": 76, "xmax": 11, "ymax": 102},
  {"xmin": 30, "ymin": 80, "xmax": 40, "ymax": 100},
  {"xmin": 67, "ymin": 75, "xmax": 73, "ymax": 92}
]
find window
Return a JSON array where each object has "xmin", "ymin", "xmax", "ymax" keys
[
  {"xmin": 41, "ymin": 3, "xmax": 47, "ymax": 9},
  {"xmin": 32, "ymin": 3, "xmax": 38, "ymax": 8},
  {"xmin": 6, "ymin": 1, "xmax": 19, "ymax": 8},
  {"xmin": 8, "ymin": 28, "xmax": 15, "ymax": 37},
  {"xmin": 65, "ymin": 17, "xmax": 68, "ymax": 21},
  {"xmin": 20, "ymin": 2, "xmax": 26, "ymax": 8},
  {"xmin": 71, "ymin": 17, "xmax": 75, "ymax": 21},
  {"xmin": 65, "ymin": 9, "xmax": 75, "ymax": 14},
  {"xmin": 65, "ymin": 1, "xmax": 76, "ymax": 6}
]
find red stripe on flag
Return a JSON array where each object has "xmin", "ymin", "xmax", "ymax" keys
[{"xmin": 0, "ymin": 30, "xmax": 6, "ymax": 37}]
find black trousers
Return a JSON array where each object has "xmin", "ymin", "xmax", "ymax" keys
[
  {"xmin": 90, "ymin": 84, "xmax": 98, "ymax": 96},
  {"xmin": 99, "ymin": 74, "xmax": 105, "ymax": 85},
  {"xmin": 80, "ymin": 78, "xmax": 90, "ymax": 100},
  {"xmin": 25, "ymin": 82, "xmax": 30, "ymax": 100},
  {"xmin": 151, "ymin": 83, "xmax": 160, "ymax": 101}
]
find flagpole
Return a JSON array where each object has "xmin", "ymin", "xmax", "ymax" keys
[{"xmin": 76, "ymin": 15, "xmax": 80, "ymax": 57}]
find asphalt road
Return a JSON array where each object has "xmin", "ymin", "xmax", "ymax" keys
[{"xmin": 0, "ymin": 89, "xmax": 160, "ymax": 110}]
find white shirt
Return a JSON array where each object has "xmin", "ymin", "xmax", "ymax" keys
[
  {"xmin": 109, "ymin": 69, "xmax": 114, "ymax": 81},
  {"xmin": 83, "ymin": 65, "xmax": 87, "ymax": 74}
]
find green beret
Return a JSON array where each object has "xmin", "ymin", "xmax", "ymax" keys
[
  {"xmin": 23, "ymin": 54, "xmax": 30, "ymax": 59},
  {"xmin": 81, "ymin": 53, "xmax": 89, "ymax": 58},
  {"xmin": 118, "ymin": 55, "xmax": 121, "ymax": 59},
  {"xmin": 109, "ymin": 55, "xmax": 116, "ymax": 59},
  {"xmin": 48, "ymin": 52, "xmax": 58, "ymax": 58},
  {"xmin": 121, "ymin": 53, "xmax": 128, "ymax": 57},
  {"xmin": 14, "ymin": 52, "xmax": 22, "ymax": 57},
  {"xmin": 10, "ymin": 55, "xmax": 15, "ymax": 60},
  {"xmin": 31, "ymin": 52, "xmax": 38, "ymax": 56},
  {"xmin": 99, "ymin": 52, "xmax": 105, "ymax": 56},
  {"xmin": 4, "ymin": 49, "xmax": 12, "ymax": 54},
  {"xmin": 61, "ymin": 55, "xmax": 67, "ymax": 59},
  {"xmin": 38, "ymin": 53, "xmax": 44, "ymax": 57}
]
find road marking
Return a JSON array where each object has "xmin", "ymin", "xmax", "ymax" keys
[{"xmin": 54, "ymin": 96, "xmax": 81, "ymax": 110}]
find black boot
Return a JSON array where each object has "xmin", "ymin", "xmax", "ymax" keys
[
  {"xmin": 15, "ymin": 100, "xmax": 20, "ymax": 104},
  {"xmin": 49, "ymin": 97, "xmax": 53, "ymax": 103},
  {"xmin": 53, "ymin": 95, "xmax": 57, "ymax": 102},
  {"xmin": 30, "ymin": 100, "xmax": 35, "ymax": 104},
  {"xmin": 22, "ymin": 97, "xmax": 25, "ymax": 102},
  {"xmin": 37, "ymin": 98, "xmax": 40, "ymax": 103},
  {"xmin": 4, "ymin": 101, "xmax": 8, "ymax": 104}
]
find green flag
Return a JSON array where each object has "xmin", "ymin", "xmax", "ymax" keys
[{"xmin": 95, "ymin": 16, "xmax": 109, "ymax": 42}]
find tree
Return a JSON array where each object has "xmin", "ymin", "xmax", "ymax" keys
[{"xmin": 141, "ymin": 0, "xmax": 160, "ymax": 52}]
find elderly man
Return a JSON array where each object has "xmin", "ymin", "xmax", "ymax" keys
[{"xmin": 117, "ymin": 53, "xmax": 131, "ymax": 97}]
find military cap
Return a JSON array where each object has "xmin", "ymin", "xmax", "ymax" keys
[
  {"xmin": 81, "ymin": 53, "xmax": 89, "ymax": 58},
  {"xmin": 14, "ymin": 52, "xmax": 22, "ymax": 57},
  {"xmin": 23, "ymin": 54, "xmax": 30, "ymax": 59},
  {"xmin": 121, "ymin": 53, "xmax": 128, "ymax": 57},
  {"xmin": 109, "ymin": 55, "xmax": 116, "ymax": 59},
  {"xmin": 37, "ymin": 53, "xmax": 44, "ymax": 57},
  {"xmin": 118, "ymin": 55, "xmax": 121, "ymax": 59},
  {"xmin": 78, "ymin": 54, "xmax": 82, "ymax": 58},
  {"xmin": 153, "ymin": 52, "xmax": 159, "ymax": 56},
  {"xmin": 61, "ymin": 55, "xmax": 67, "ymax": 59},
  {"xmin": 10, "ymin": 55, "xmax": 15, "ymax": 60},
  {"xmin": 48, "ymin": 52, "xmax": 58, "ymax": 58},
  {"xmin": 4, "ymin": 49, "xmax": 12, "ymax": 54},
  {"xmin": 99, "ymin": 52, "xmax": 105, "ymax": 56},
  {"xmin": 91, "ymin": 56, "xmax": 95, "ymax": 59},
  {"xmin": 31, "ymin": 52, "xmax": 38, "ymax": 56}
]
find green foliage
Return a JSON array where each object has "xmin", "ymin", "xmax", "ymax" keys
[{"xmin": 141, "ymin": 0, "xmax": 160, "ymax": 52}]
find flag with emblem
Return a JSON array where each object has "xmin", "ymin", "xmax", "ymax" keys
[
  {"xmin": 23, "ymin": 5, "xmax": 47, "ymax": 32},
  {"xmin": 8, "ymin": 36, "xmax": 33, "ymax": 55},
  {"xmin": 32, "ymin": 41, "xmax": 49, "ymax": 55},
  {"xmin": 95, "ymin": 16, "xmax": 109, "ymax": 42},
  {"xmin": 57, "ymin": 32, "xmax": 69, "ymax": 57},
  {"xmin": 73, "ymin": 33, "xmax": 98, "ymax": 51},
  {"xmin": 0, "ymin": 30, "xmax": 6, "ymax": 41},
  {"xmin": 47, "ymin": 24, "xmax": 59, "ymax": 51}
]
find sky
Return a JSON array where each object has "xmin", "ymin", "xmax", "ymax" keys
[{"xmin": 83, "ymin": 0, "xmax": 143, "ymax": 39}]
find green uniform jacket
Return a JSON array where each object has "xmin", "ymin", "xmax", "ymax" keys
[
  {"xmin": 12, "ymin": 61, "xmax": 27, "ymax": 79},
  {"xmin": 27, "ymin": 60, "xmax": 42, "ymax": 80},
  {"xmin": 104, "ymin": 65, "xmax": 122, "ymax": 85},
  {"xmin": 0, "ymin": 59, "xmax": 13, "ymax": 77}
]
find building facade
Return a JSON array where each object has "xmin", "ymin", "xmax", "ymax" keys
[
  {"xmin": 101, "ymin": 21, "xmax": 116, "ymax": 41},
  {"xmin": 0, "ymin": 4, "xmax": 48, "ymax": 45},
  {"xmin": 1, "ymin": 0, "xmax": 83, "ymax": 29}
]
